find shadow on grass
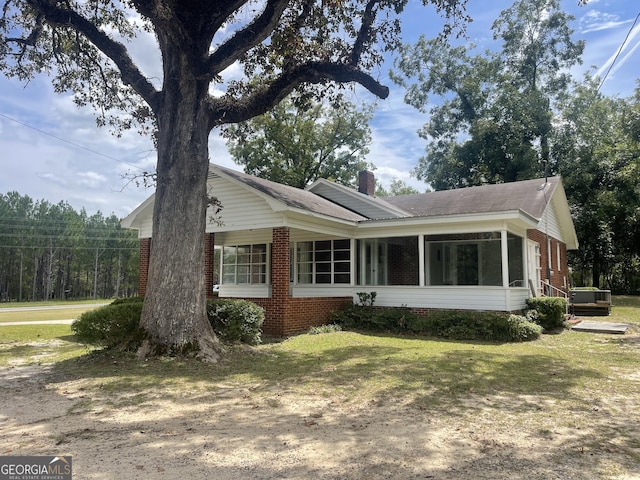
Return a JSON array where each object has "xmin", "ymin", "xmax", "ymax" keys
[
  {"xmin": 49, "ymin": 331, "xmax": 604, "ymax": 416},
  {"xmin": 0, "ymin": 333, "xmax": 85, "ymax": 366},
  {"xmin": 7, "ymin": 331, "xmax": 636, "ymax": 479}
]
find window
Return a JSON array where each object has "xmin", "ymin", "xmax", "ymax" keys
[
  {"xmin": 296, "ymin": 239, "xmax": 351, "ymax": 284},
  {"xmin": 557, "ymin": 242, "xmax": 562, "ymax": 272},
  {"xmin": 221, "ymin": 244, "xmax": 267, "ymax": 285}
]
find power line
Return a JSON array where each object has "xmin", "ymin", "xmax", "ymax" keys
[
  {"xmin": 598, "ymin": 10, "xmax": 640, "ymax": 93},
  {"xmin": 0, "ymin": 111, "xmax": 149, "ymax": 171},
  {"xmin": 0, "ymin": 244, "xmax": 138, "ymax": 251}
]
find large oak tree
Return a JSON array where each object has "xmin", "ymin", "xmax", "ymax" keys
[{"xmin": 0, "ymin": 0, "xmax": 468, "ymax": 360}]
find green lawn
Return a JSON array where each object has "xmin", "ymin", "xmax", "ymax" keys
[
  {"xmin": 2, "ymin": 295, "xmax": 634, "ymax": 409},
  {"xmin": 0, "ymin": 296, "xmax": 637, "ymax": 404},
  {"xmin": 1, "ymin": 296, "xmax": 638, "ymax": 476},
  {"xmin": 0, "ymin": 301, "xmax": 108, "ymax": 323}
]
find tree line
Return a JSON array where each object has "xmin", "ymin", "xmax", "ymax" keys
[{"xmin": 0, "ymin": 192, "xmax": 139, "ymax": 302}]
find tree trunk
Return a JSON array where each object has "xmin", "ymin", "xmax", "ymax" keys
[
  {"xmin": 138, "ymin": 49, "xmax": 221, "ymax": 361},
  {"xmin": 93, "ymin": 248, "xmax": 99, "ymax": 300}
]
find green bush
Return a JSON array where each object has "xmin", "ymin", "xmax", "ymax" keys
[
  {"xmin": 72, "ymin": 298, "xmax": 144, "ymax": 350},
  {"xmin": 331, "ymin": 305, "xmax": 417, "ymax": 332},
  {"xmin": 525, "ymin": 297, "xmax": 568, "ymax": 331},
  {"xmin": 332, "ymin": 304, "xmax": 541, "ymax": 343},
  {"xmin": 110, "ymin": 296, "xmax": 145, "ymax": 306},
  {"xmin": 206, "ymin": 298, "xmax": 264, "ymax": 345},
  {"xmin": 507, "ymin": 314, "xmax": 544, "ymax": 341},
  {"xmin": 407, "ymin": 310, "xmax": 541, "ymax": 342}
]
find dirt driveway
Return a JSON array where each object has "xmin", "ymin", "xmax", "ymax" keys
[{"xmin": 1, "ymin": 355, "xmax": 638, "ymax": 480}]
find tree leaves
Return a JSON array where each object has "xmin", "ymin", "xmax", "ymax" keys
[{"xmin": 223, "ymin": 96, "xmax": 374, "ymax": 188}]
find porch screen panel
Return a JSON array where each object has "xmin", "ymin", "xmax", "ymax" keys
[
  {"xmin": 357, "ymin": 236, "xmax": 418, "ymax": 286},
  {"xmin": 297, "ymin": 242, "xmax": 313, "ymax": 284},
  {"xmin": 507, "ymin": 234, "xmax": 524, "ymax": 287},
  {"xmin": 426, "ymin": 233, "xmax": 502, "ymax": 286}
]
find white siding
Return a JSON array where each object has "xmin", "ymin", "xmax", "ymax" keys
[
  {"xmin": 367, "ymin": 286, "xmax": 513, "ymax": 311},
  {"xmin": 538, "ymin": 199, "xmax": 563, "ymax": 242},
  {"xmin": 508, "ymin": 288, "xmax": 530, "ymax": 311},
  {"xmin": 207, "ymin": 177, "xmax": 283, "ymax": 232},
  {"xmin": 216, "ymin": 229, "xmax": 272, "ymax": 245},
  {"xmin": 292, "ymin": 285, "xmax": 522, "ymax": 311},
  {"xmin": 292, "ymin": 285, "xmax": 354, "ymax": 298},
  {"xmin": 218, "ymin": 284, "xmax": 270, "ymax": 298},
  {"xmin": 138, "ymin": 217, "xmax": 153, "ymax": 239}
]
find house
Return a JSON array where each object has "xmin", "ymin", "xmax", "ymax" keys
[{"xmin": 121, "ymin": 164, "xmax": 578, "ymax": 336}]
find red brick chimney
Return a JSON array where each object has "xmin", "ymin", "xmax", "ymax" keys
[{"xmin": 358, "ymin": 170, "xmax": 375, "ymax": 196}]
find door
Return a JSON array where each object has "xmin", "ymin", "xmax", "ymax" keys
[{"xmin": 527, "ymin": 240, "xmax": 542, "ymax": 296}]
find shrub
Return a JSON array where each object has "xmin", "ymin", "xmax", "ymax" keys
[
  {"xmin": 331, "ymin": 305, "xmax": 417, "ymax": 332},
  {"xmin": 333, "ymin": 304, "xmax": 540, "ymax": 343},
  {"xmin": 206, "ymin": 298, "xmax": 264, "ymax": 345},
  {"xmin": 407, "ymin": 311, "xmax": 541, "ymax": 342},
  {"xmin": 72, "ymin": 298, "xmax": 144, "ymax": 350},
  {"xmin": 525, "ymin": 297, "xmax": 568, "ymax": 331},
  {"xmin": 507, "ymin": 314, "xmax": 543, "ymax": 341}
]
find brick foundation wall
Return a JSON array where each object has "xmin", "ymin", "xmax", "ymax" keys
[{"xmin": 249, "ymin": 296, "xmax": 353, "ymax": 336}]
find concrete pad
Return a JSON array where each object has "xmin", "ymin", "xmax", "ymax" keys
[{"xmin": 571, "ymin": 321, "xmax": 629, "ymax": 334}]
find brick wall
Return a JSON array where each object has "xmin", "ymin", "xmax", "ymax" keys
[
  {"xmin": 249, "ymin": 296, "xmax": 353, "ymax": 336},
  {"xmin": 527, "ymin": 229, "xmax": 569, "ymax": 294},
  {"xmin": 137, "ymin": 227, "xmax": 353, "ymax": 336},
  {"xmin": 246, "ymin": 227, "xmax": 354, "ymax": 336},
  {"xmin": 138, "ymin": 238, "xmax": 151, "ymax": 296},
  {"xmin": 205, "ymin": 233, "xmax": 215, "ymax": 299},
  {"xmin": 387, "ymin": 238, "xmax": 419, "ymax": 285}
]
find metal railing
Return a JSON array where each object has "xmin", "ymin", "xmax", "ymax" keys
[{"xmin": 540, "ymin": 281, "xmax": 567, "ymax": 298}]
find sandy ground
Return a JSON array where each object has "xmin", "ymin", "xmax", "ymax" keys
[{"xmin": 1, "ymin": 354, "xmax": 639, "ymax": 480}]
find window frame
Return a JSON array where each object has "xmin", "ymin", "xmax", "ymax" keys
[
  {"xmin": 294, "ymin": 239, "xmax": 351, "ymax": 285},
  {"xmin": 221, "ymin": 243, "xmax": 269, "ymax": 285}
]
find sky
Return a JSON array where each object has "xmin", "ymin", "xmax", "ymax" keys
[{"xmin": 0, "ymin": 0, "xmax": 638, "ymax": 219}]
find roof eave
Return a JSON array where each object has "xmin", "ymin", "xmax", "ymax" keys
[
  {"xmin": 120, "ymin": 193, "xmax": 155, "ymax": 230},
  {"xmin": 357, "ymin": 210, "xmax": 538, "ymax": 228}
]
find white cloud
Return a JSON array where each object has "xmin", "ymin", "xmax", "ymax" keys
[
  {"xmin": 77, "ymin": 171, "xmax": 108, "ymax": 187},
  {"xmin": 578, "ymin": 10, "xmax": 629, "ymax": 34}
]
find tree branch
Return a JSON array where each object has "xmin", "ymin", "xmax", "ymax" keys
[
  {"xmin": 209, "ymin": 61, "xmax": 388, "ymax": 126},
  {"xmin": 350, "ymin": 0, "xmax": 378, "ymax": 65},
  {"xmin": 203, "ymin": 0, "xmax": 290, "ymax": 79},
  {"xmin": 26, "ymin": 0, "xmax": 160, "ymax": 111}
]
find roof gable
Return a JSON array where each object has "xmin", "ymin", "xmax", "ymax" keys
[{"xmin": 211, "ymin": 165, "xmax": 366, "ymax": 222}]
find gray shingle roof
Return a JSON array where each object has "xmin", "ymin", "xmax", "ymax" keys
[
  {"xmin": 383, "ymin": 177, "xmax": 559, "ymax": 220},
  {"xmin": 215, "ymin": 164, "xmax": 559, "ymax": 222}
]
